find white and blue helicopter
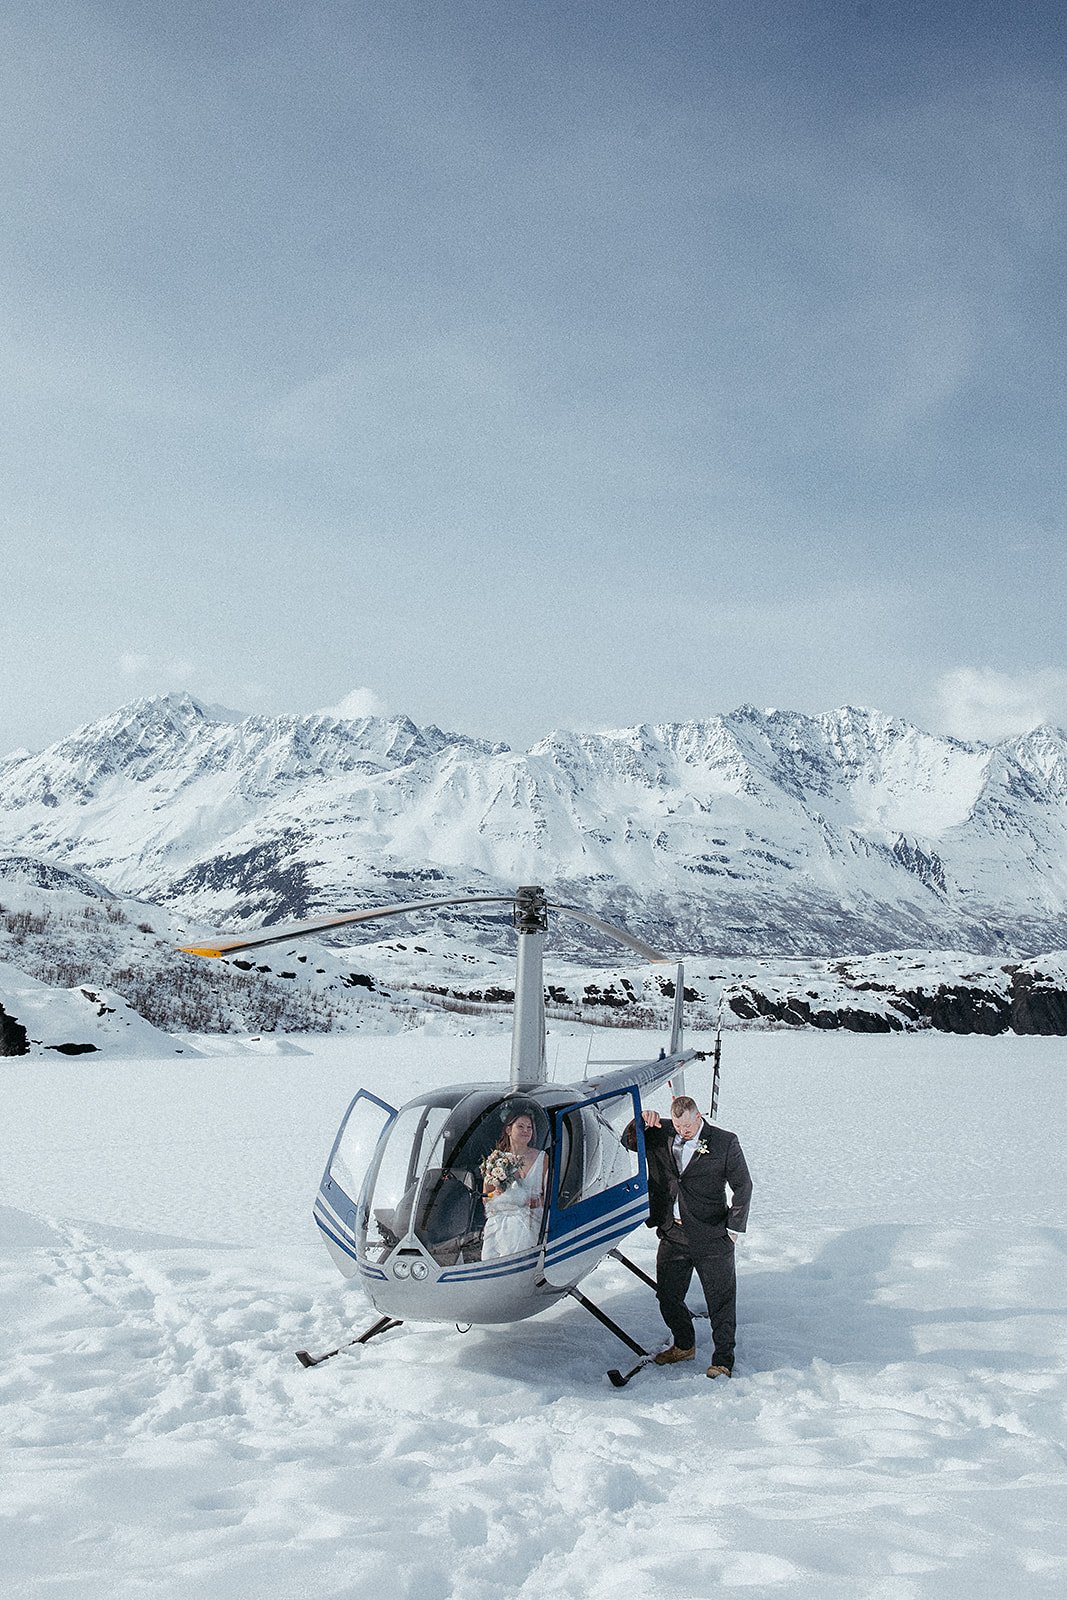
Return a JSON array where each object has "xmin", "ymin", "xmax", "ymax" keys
[{"xmin": 182, "ymin": 885, "xmax": 720, "ymax": 1384}]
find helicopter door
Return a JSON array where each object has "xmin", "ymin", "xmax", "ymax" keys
[
  {"xmin": 542, "ymin": 1087, "xmax": 648, "ymax": 1288},
  {"xmin": 315, "ymin": 1089, "xmax": 397, "ymax": 1277}
]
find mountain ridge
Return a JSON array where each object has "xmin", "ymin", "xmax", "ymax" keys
[{"xmin": 2, "ymin": 693, "xmax": 1066, "ymax": 956}]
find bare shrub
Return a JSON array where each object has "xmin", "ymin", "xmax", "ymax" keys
[
  {"xmin": 107, "ymin": 956, "xmax": 346, "ymax": 1034},
  {"xmin": 35, "ymin": 957, "xmax": 94, "ymax": 987},
  {"xmin": 1, "ymin": 908, "xmax": 50, "ymax": 940}
]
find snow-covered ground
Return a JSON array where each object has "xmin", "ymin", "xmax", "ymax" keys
[{"xmin": 2, "ymin": 1030, "xmax": 1065, "ymax": 1598}]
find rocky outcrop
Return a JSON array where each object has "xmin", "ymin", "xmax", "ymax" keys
[
  {"xmin": 727, "ymin": 989, "xmax": 905, "ymax": 1032},
  {"xmin": 713, "ymin": 956, "xmax": 1067, "ymax": 1035},
  {"xmin": 0, "ymin": 1003, "xmax": 29, "ymax": 1055},
  {"xmin": 889, "ymin": 965, "xmax": 1067, "ymax": 1035},
  {"xmin": 890, "ymin": 986, "xmax": 1012, "ymax": 1035},
  {"xmin": 1009, "ymin": 969, "xmax": 1067, "ymax": 1034}
]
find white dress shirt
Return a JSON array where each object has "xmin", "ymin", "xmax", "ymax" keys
[{"xmin": 671, "ymin": 1132, "xmax": 699, "ymax": 1221}]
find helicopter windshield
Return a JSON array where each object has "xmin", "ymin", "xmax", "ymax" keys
[
  {"xmin": 553, "ymin": 1090, "xmax": 638, "ymax": 1208},
  {"xmin": 361, "ymin": 1089, "xmax": 556, "ymax": 1267}
]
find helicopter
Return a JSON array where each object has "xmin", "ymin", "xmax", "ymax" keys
[{"xmin": 181, "ymin": 884, "xmax": 719, "ymax": 1383}]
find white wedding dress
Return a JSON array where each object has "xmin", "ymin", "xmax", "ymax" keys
[{"xmin": 481, "ymin": 1151, "xmax": 547, "ymax": 1260}]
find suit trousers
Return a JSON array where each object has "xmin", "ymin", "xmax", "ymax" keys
[{"xmin": 656, "ymin": 1223, "xmax": 737, "ymax": 1368}]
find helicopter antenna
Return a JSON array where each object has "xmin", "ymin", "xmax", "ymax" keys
[{"xmin": 709, "ymin": 992, "xmax": 724, "ymax": 1123}]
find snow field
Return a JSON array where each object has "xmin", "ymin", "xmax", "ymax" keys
[{"xmin": 1, "ymin": 1032, "xmax": 1065, "ymax": 1598}]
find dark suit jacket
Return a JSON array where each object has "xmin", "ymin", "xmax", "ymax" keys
[{"xmin": 624, "ymin": 1118, "xmax": 752, "ymax": 1254}]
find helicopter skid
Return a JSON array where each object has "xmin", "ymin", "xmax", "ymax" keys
[{"xmin": 295, "ymin": 1314, "xmax": 403, "ymax": 1369}]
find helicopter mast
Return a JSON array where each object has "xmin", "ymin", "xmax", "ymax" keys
[{"xmin": 510, "ymin": 885, "xmax": 548, "ymax": 1087}]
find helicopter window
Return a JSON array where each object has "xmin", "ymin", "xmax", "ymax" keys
[
  {"xmin": 412, "ymin": 1166, "xmax": 484, "ymax": 1265},
  {"xmin": 327, "ymin": 1092, "xmax": 396, "ymax": 1211},
  {"xmin": 416, "ymin": 1098, "xmax": 515, "ymax": 1264},
  {"xmin": 554, "ymin": 1112, "xmax": 584, "ymax": 1209},
  {"xmin": 556, "ymin": 1091, "xmax": 639, "ymax": 1209},
  {"xmin": 442, "ymin": 1099, "xmax": 550, "ymax": 1184},
  {"xmin": 363, "ymin": 1102, "xmax": 451, "ymax": 1262},
  {"xmin": 411, "ymin": 1096, "xmax": 554, "ymax": 1265}
]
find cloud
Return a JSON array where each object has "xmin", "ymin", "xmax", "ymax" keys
[
  {"xmin": 932, "ymin": 667, "xmax": 1067, "ymax": 742},
  {"xmin": 118, "ymin": 652, "xmax": 196, "ymax": 682},
  {"xmin": 115, "ymin": 656, "xmax": 255, "ymax": 719},
  {"xmin": 319, "ymin": 687, "xmax": 390, "ymax": 721}
]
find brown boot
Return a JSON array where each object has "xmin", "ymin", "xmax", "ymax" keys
[
  {"xmin": 653, "ymin": 1345, "xmax": 695, "ymax": 1365},
  {"xmin": 705, "ymin": 1364, "xmax": 732, "ymax": 1379}
]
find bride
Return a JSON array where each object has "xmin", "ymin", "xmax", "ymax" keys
[{"xmin": 481, "ymin": 1110, "xmax": 547, "ymax": 1260}]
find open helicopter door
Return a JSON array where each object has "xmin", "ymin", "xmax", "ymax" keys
[
  {"xmin": 314, "ymin": 1089, "xmax": 397, "ymax": 1277},
  {"xmin": 542, "ymin": 1086, "xmax": 648, "ymax": 1287}
]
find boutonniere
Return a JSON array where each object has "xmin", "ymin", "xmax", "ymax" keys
[{"xmin": 693, "ymin": 1140, "xmax": 710, "ymax": 1157}]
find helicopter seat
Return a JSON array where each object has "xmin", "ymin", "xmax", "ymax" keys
[
  {"xmin": 415, "ymin": 1168, "xmax": 485, "ymax": 1264},
  {"xmin": 372, "ymin": 1178, "xmax": 419, "ymax": 1250},
  {"xmin": 372, "ymin": 1208, "xmax": 405, "ymax": 1251}
]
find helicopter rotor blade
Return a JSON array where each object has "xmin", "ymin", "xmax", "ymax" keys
[
  {"xmin": 549, "ymin": 903, "xmax": 669, "ymax": 963},
  {"xmin": 180, "ymin": 886, "xmax": 674, "ymax": 963},
  {"xmin": 179, "ymin": 893, "xmax": 518, "ymax": 957}
]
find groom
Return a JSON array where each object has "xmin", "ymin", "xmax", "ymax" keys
[{"xmin": 626, "ymin": 1095, "xmax": 752, "ymax": 1378}]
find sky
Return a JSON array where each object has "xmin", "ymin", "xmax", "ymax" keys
[{"xmin": 2, "ymin": 0, "xmax": 1065, "ymax": 756}]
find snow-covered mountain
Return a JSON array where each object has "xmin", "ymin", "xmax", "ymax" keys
[{"xmin": 2, "ymin": 693, "xmax": 1067, "ymax": 956}]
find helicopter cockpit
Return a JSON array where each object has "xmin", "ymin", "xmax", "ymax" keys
[
  {"xmin": 320, "ymin": 1081, "xmax": 644, "ymax": 1275},
  {"xmin": 366, "ymin": 1088, "xmax": 538, "ymax": 1267}
]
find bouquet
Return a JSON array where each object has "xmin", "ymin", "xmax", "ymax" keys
[{"xmin": 482, "ymin": 1149, "xmax": 523, "ymax": 1194}]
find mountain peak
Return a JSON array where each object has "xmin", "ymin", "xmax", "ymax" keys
[{"xmin": 2, "ymin": 699, "xmax": 1067, "ymax": 955}]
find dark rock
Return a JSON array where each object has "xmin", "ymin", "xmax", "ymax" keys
[
  {"xmin": 835, "ymin": 1007, "xmax": 900, "ymax": 1033},
  {"xmin": 893, "ymin": 984, "xmax": 1012, "ymax": 1035},
  {"xmin": 582, "ymin": 984, "xmax": 630, "ymax": 1009},
  {"xmin": 0, "ymin": 1004, "xmax": 29, "ymax": 1056},
  {"xmin": 1010, "ymin": 970, "xmax": 1067, "ymax": 1034},
  {"xmin": 164, "ymin": 832, "xmax": 315, "ymax": 923}
]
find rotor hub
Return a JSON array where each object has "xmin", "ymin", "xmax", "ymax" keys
[{"xmin": 513, "ymin": 885, "xmax": 548, "ymax": 934}]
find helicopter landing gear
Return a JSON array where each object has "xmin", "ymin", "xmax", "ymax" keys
[
  {"xmin": 295, "ymin": 1313, "xmax": 403, "ymax": 1368},
  {"xmin": 606, "ymin": 1350, "xmax": 659, "ymax": 1387},
  {"xmin": 565, "ymin": 1286, "xmax": 649, "ymax": 1370},
  {"xmin": 566, "ymin": 1249, "xmax": 678, "ymax": 1384},
  {"xmin": 602, "ymin": 1247, "xmax": 712, "ymax": 1386},
  {"xmin": 609, "ymin": 1247, "xmax": 658, "ymax": 1292}
]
